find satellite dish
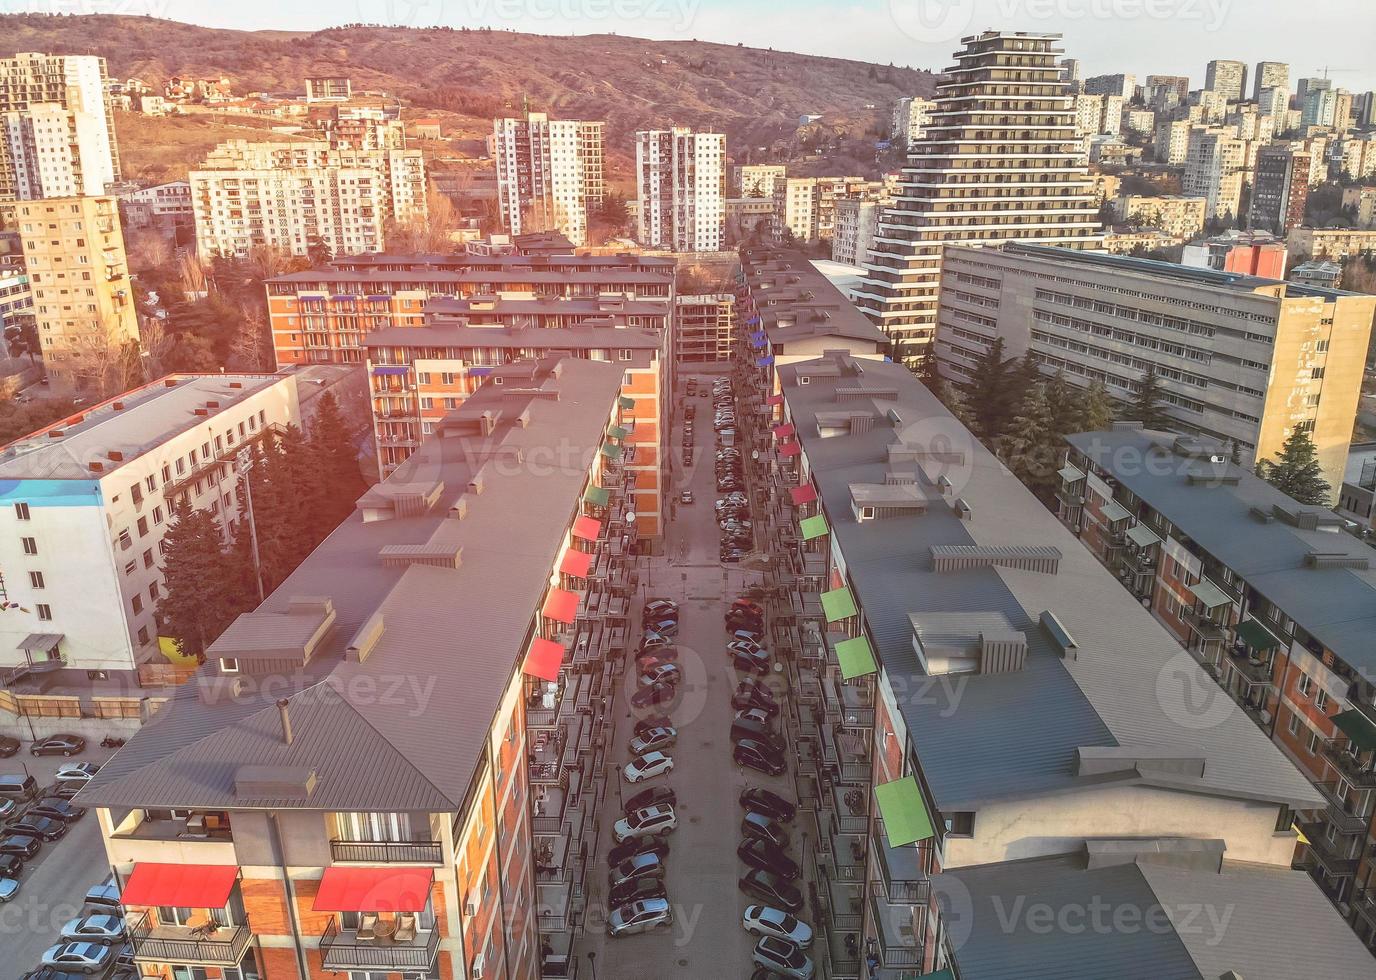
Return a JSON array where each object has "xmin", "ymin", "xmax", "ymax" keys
[{"xmin": 626, "ymin": 511, "xmax": 637, "ymax": 523}]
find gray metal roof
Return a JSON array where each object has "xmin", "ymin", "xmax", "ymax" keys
[
  {"xmin": 81, "ymin": 357, "xmax": 624, "ymax": 812},
  {"xmin": 365, "ymin": 323, "xmax": 664, "ymax": 350},
  {"xmin": 781, "ymin": 355, "xmax": 1320, "ymax": 810},
  {"xmin": 1068, "ymin": 427, "xmax": 1376, "ymax": 676},
  {"xmin": 939, "ymin": 852, "xmax": 1376, "ymax": 980},
  {"xmin": 739, "ymin": 244, "xmax": 888, "ymax": 349}
]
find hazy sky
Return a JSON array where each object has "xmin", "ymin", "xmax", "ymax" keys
[{"xmin": 81, "ymin": 0, "xmax": 1376, "ymax": 92}]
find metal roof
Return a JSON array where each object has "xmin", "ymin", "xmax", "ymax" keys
[
  {"xmin": 365, "ymin": 323, "xmax": 665, "ymax": 351},
  {"xmin": 780, "ymin": 355, "xmax": 1320, "ymax": 810},
  {"xmin": 81, "ymin": 357, "xmax": 624, "ymax": 812}
]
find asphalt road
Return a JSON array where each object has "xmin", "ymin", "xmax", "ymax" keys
[{"xmin": 579, "ymin": 374, "xmax": 798, "ymax": 978}]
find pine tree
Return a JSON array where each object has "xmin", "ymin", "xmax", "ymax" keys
[
  {"xmin": 1000, "ymin": 382, "xmax": 1059, "ymax": 494},
  {"xmin": 915, "ymin": 350, "xmax": 945, "ymax": 400},
  {"xmin": 1079, "ymin": 380, "xmax": 1114, "ymax": 433},
  {"xmin": 307, "ymin": 390, "xmax": 365, "ymax": 534},
  {"xmin": 1126, "ymin": 364, "xmax": 1167, "ymax": 429},
  {"xmin": 158, "ymin": 498, "xmax": 239, "ymax": 658},
  {"xmin": 966, "ymin": 337, "xmax": 1018, "ymax": 443},
  {"xmin": 1044, "ymin": 372, "xmax": 1079, "ymax": 440},
  {"xmin": 1258, "ymin": 429, "xmax": 1332, "ymax": 505}
]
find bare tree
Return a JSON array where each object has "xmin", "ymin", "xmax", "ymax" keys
[
  {"xmin": 244, "ymin": 244, "xmax": 292, "ymax": 282},
  {"xmin": 179, "ymin": 251, "xmax": 209, "ymax": 298},
  {"xmin": 66, "ymin": 315, "xmax": 143, "ymax": 397},
  {"xmin": 126, "ymin": 227, "xmax": 173, "ymax": 273},
  {"xmin": 230, "ymin": 306, "xmax": 272, "ymax": 372}
]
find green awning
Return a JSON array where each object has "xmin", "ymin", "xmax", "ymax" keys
[
  {"xmin": 874, "ymin": 775, "xmax": 935, "ymax": 846},
  {"xmin": 1235, "ymin": 617, "xmax": 1281, "ymax": 651},
  {"xmin": 607, "ymin": 425, "xmax": 629, "ymax": 441},
  {"xmin": 1125, "ymin": 523, "xmax": 1161, "ymax": 548},
  {"xmin": 1187, "ymin": 578, "xmax": 1231, "ymax": 610},
  {"xmin": 600, "ymin": 442, "xmax": 621, "ymax": 459},
  {"xmin": 1333, "ymin": 709, "xmax": 1376, "ymax": 752},
  {"xmin": 834, "ymin": 635, "xmax": 877, "ymax": 679},
  {"xmin": 821, "ymin": 587, "xmax": 858, "ymax": 623},
  {"xmin": 618, "ymin": 396, "xmax": 635, "ymax": 410},
  {"xmin": 583, "ymin": 485, "xmax": 610, "ymax": 507},
  {"xmin": 799, "ymin": 515, "xmax": 829, "ymax": 540},
  {"xmin": 918, "ymin": 971, "xmax": 955, "ymax": 980}
]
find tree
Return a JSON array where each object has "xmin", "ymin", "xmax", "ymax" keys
[
  {"xmin": 1079, "ymin": 380, "xmax": 1114, "ymax": 433},
  {"xmin": 157, "ymin": 498, "xmax": 241, "ymax": 659},
  {"xmin": 3, "ymin": 315, "xmax": 40, "ymax": 363},
  {"xmin": 915, "ymin": 350, "xmax": 945, "ymax": 399},
  {"xmin": 306, "ymin": 390, "xmax": 366, "ymax": 535},
  {"xmin": 307, "ymin": 236, "xmax": 334, "ymax": 268},
  {"xmin": 1125, "ymin": 364, "xmax": 1168, "ymax": 428},
  {"xmin": 1000, "ymin": 382, "xmax": 1059, "ymax": 495},
  {"xmin": 1258, "ymin": 429, "xmax": 1332, "ymax": 505},
  {"xmin": 966, "ymin": 337, "xmax": 1019, "ymax": 443}
]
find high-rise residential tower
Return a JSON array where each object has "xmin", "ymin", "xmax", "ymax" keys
[
  {"xmin": 854, "ymin": 31, "xmax": 1100, "ymax": 362},
  {"xmin": 492, "ymin": 112, "xmax": 605, "ymax": 247},
  {"xmin": 1205, "ymin": 59, "xmax": 1248, "ymax": 101},
  {"xmin": 1253, "ymin": 60, "xmax": 1290, "ymax": 102},
  {"xmin": 635, "ymin": 127, "xmax": 726, "ymax": 251}
]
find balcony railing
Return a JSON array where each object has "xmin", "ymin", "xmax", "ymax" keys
[
  {"xmin": 330, "ymin": 839, "xmax": 443, "ymax": 864},
  {"xmin": 319, "ymin": 917, "xmax": 440, "ymax": 971},
  {"xmin": 1315, "ymin": 782, "xmax": 1374, "ymax": 836},
  {"xmin": 1300, "ymin": 821, "xmax": 1362, "ymax": 875},
  {"xmin": 128, "ymin": 912, "xmax": 253, "ymax": 967}
]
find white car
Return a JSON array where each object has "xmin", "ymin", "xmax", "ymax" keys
[
  {"xmin": 742, "ymin": 905, "xmax": 814, "ymax": 948},
  {"xmin": 753, "ymin": 935, "xmax": 814, "ymax": 979},
  {"xmin": 623, "ymin": 751, "xmax": 674, "ymax": 784},
  {"xmin": 613, "ymin": 804, "xmax": 678, "ymax": 843},
  {"xmin": 54, "ymin": 762, "xmax": 100, "ymax": 784},
  {"xmin": 608, "ymin": 896, "xmax": 674, "ymax": 936},
  {"xmin": 639, "ymin": 663, "xmax": 680, "ymax": 687}
]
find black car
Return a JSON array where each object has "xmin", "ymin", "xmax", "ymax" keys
[
  {"xmin": 633, "ymin": 716, "xmax": 674, "ymax": 739},
  {"xmin": 738, "ymin": 869, "xmax": 803, "ymax": 913},
  {"xmin": 727, "ymin": 610, "xmax": 763, "ymax": 630},
  {"xmin": 0, "ymin": 834, "xmax": 40, "ymax": 859},
  {"xmin": 738, "ymin": 839, "xmax": 799, "ymax": 879},
  {"xmin": 741, "ymin": 812, "xmax": 791, "ymax": 849},
  {"xmin": 0, "ymin": 735, "xmax": 18, "ymax": 758},
  {"xmin": 0, "ymin": 853, "xmax": 21, "ymax": 877},
  {"xmin": 19, "ymin": 969, "xmax": 87, "ymax": 980},
  {"xmin": 734, "ymin": 739, "xmax": 786, "ymax": 776},
  {"xmin": 30, "ymin": 800, "xmax": 85, "ymax": 824},
  {"xmin": 631, "ymin": 681, "xmax": 677, "ymax": 710},
  {"xmin": 608, "ymin": 835, "xmax": 670, "ymax": 866},
  {"xmin": 624, "ymin": 785, "xmax": 676, "ymax": 815},
  {"xmin": 643, "ymin": 617, "xmax": 679, "ymax": 638},
  {"xmin": 50, "ymin": 783, "xmax": 82, "ymax": 801},
  {"xmin": 30, "ymin": 735, "xmax": 85, "ymax": 757},
  {"xmin": 720, "ymin": 549, "xmax": 744, "ymax": 563},
  {"xmin": 732, "ymin": 682, "xmax": 779, "ymax": 716},
  {"xmin": 607, "ymin": 875, "xmax": 667, "ymax": 909},
  {"xmin": 733, "ymin": 648, "xmax": 771, "ymax": 675},
  {"xmin": 9, "ymin": 817, "xmax": 66, "ymax": 841},
  {"xmin": 740, "ymin": 787, "xmax": 797, "ymax": 823},
  {"xmin": 642, "ymin": 599, "xmax": 679, "ymax": 619}
]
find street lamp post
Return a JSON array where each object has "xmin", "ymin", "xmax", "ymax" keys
[
  {"xmin": 586, "ymin": 951, "xmax": 597, "ymax": 980},
  {"xmin": 235, "ymin": 448, "xmax": 264, "ymax": 603}
]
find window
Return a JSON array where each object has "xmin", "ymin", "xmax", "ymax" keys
[
  {"xmin": 859, "ymin": 506, "xmax": 875, "ymax": 520},
  {"xmin": 137, "ymin": 517, "xmax": 149, "ymax": 537},
  {"xmin": 220, "ymin": 658, "xmax": 239, "ymax": 674},
  {"xmin": 36, "ymin": 603, "xmax": 51, "ymax": 621},
  {"xmin": 143, "ymin": 549, "xmax": 154, "ymax": 569},
  {"xmin": 118, "ymin": 530, "xmax": 132, "ymax": 550},
  {"xmin": 334, "ymin": 811, "xmax": 413, "ymax": 843},
  {"xmin": 146, "ymin": 475, "xmax": 156, "ymax": 493},
  {"xmin": 1275, "ymin": 804, "xmax": 1294, "ymax": 833},
  {"xmin": 1297, "ymin": 673, "xmax": 1314, "ymax": 698},
  {"xmin": 13, "ymin": 502, "xmax": 29, "ymax": 520},
  {"xmin": 161, "ymin": 464, "xmax": 171, "ymax": 484},
  {"xmin": 1316, "ymin": 690, "xmax": 1329, "ymax": 712},
  {"xmin": 21, "ymin": 536, "xmax": 36, "ymax": 555},
  {"xmin": 149, "ymin": 583, "xmax": 159, "ymax": 601},
  {"xmin": 137, "ymin": 626, "xmax": 149, "ymax": 645},
  {"xmin": 618, "ymin": 349, "xmax": 633, "ymax": 361},
  {"xmin": 124, "ymin": 560, "xmax": 136, "ymax": 575},
  {"xmin": 28, "ymin": 571, "xmax": 44, "ymax": 589},
  {"xmin": 153, "ymin": 506, "xmax": 164, "ymax": 525},
  {"xmin": 1287, "ymin": 713, "xmax": 1300, "ymax": 737},
  {"xmin": 944, "ymin": 812, "xmax": 975, "ymax": 837},
  {"xmin": 1307, "ymin": 731, "xmax": 1321, "ymax": 755},
  {"xmin": 132, "ymin": 594, "xmax": 143, "ymax": 615}
]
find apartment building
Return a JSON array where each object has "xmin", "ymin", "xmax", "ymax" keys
[
  {"xmin": 732, "ymin": 163, "xmax": 786, "ymax": 198},
  {"xmin": 492, "ymin": 113, "xmax": 605, "ymax": 247},
  {"xmin": 770, "ymin": 177, "xmax": 822, "ymax": 244},
  {"xmin": 1113, "ymin": 193, "xmax": 1207, "ymax": 239},
  {"xmin": 1336, "ymin": 133, "xmax": 1376, "ymax": 180},
  {"xmin": 264, "ymin": 247, "xmax": 675, "ymax": 366},
  {"xmin": 933, "ymin": 243, "xmax": 1376, "ymax": 491},
  {"xmin": 0, "ymin": 261, "xmax": 32, "ymax": 336},
  {"xmin": 747, "ymin": 349, "xmax": 1339, "ymax": 977},
  {"xmin": 1084, "ymin": 72, "xmax": 1135, "ymax": 99},
  {"xmin": 116, "ymin": 180, "xmax": 194, "ymax": 228},
  {"xmin": 1254, "ymin": 60, "xmax": 1290, "ymax": 101},
  {"xmin": 674, "ymin": 292, "xmax": 735, "ymax": 365},
  {"xmin": 1058, "ymin": 426, "xmax": 1376, "ymax": 945},
  {"xmin": 854, "ymin": 31, "xmax": 1101, "ymax": 363},
  {"xmin": 364, "ymin": 300, "xmax": 671, "ymax": 546},
  {"xmin": 190, "ymin": 139, "xmax": 427, "ymax": 258},
  {"xmin": 1250, "ymin": 144, "xmax": 1313, "ymax": 233},
  {"xmin": 831, "ymin": 197, "xmax": 888, "ymax": 266},
  {"xmin": 1183, "ymin": 127, "xmax": 1249, "ymax": 220},
  {"xmin": 79, "ymin": 357, "xmax": 634, "ymax": 980},
  {"xmin": 304, "ymin": 76, "xmax": 352, "ymax": 102},
  {"xmin": 0, "ymin": 52, "xmax": 120, "ymax": 201},
  {"xmin": 1205, "ymin": 59, "xmax": 1248, "ymax": 102},
  {"xmin": 1153, "ymin": 118, "xmax": 1192, "ymax": 165},
  {"xmin": 11, "ymin": 195, "xmax": 139, "ymax": 387},
  {"xmin": 890, "ymin": 96, "xmax": 935, "ymax": 146},
  {"xmin": 1145, "ymin": 74, "xmax": 1190, "ymax": 109},
  {"xmin": 1074, "ymin": 93, "xmax": 1124, "ymax": 140},
  {"xmin": 0, "ymin": 373, "xmax": 299, "ymax": 692},
  {"xmin": 1289, "ymin": 226, "xmax": 1376, "ymax": 261},
  {"xmin": 1290, "ymin": 260, "xmax": 1344, "ymax": 289},
  {"xmin": 1343, "ymin": 185, "xmax": 1376, "ymax": 229},
  {"xmin": 634, "ymin": 128, "xmax": 726, "ymax": 252}
]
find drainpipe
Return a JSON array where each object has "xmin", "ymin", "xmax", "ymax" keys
[{"xmin": 268, "ymin": 810, "xmax": 310, "ymax": 980}]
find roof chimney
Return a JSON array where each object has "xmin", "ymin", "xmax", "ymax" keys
[{"xmin": 277, "ymin": 698, "xmax": 293, "ymax": 745}]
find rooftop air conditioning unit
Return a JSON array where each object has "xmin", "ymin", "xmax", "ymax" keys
[{"xmin": 1209, "ymin": 454, "xmax": 1227, "ymax": 464}]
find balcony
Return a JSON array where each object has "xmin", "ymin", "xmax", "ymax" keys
[
  {"xmin": 872, "ymin": 824, "xmax": 932, "ymax": 905},
  {"xmin": 108, "ymin": 811, "xmax": 236, "ymax": 866},
  {"xmin": 128, "ymin": 913, "xmax": 254, "ymax": 967},
  {"xmin": 319, "ymin": 916, "xmax": 439, "ymax": 971},
  {"xmin": 1226, "ymin": 650, "xmax": 1275, "ymax": 689},
  {"xmin": 330, "ymin": 839, "xmax": 443, "ymax": 864},
  {"xmin": 1300, "ymin": 821, "xmax": 1362, "ymax": 875},
  {"xmin": 1323, "ymin": 743, "xmax": 1376, "ymax": 789}
]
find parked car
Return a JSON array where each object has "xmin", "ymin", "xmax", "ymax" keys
[
  {"xmin": 740, "ymin": 788, "xmax": 797, "ymax": 823},
  {"xmin": 732, "ymin": 682, "xmax": 779, "ymax": 716},
  {"xmin": 734, "ymin": 739, "xmax": 786, "ymax": 776},
  {"xmin": 632, "ymin": 717, "xmax": 673, "ymax": 740},
  {"xmin": 638, "ymin": 633, "xmax": 673, "ymax": 653},
  {"xmin": 679, "ymin": 490, "xmax": 694, "ymax": 504},
  {"xmin": 9, "ymin": 816, "xmax": 67, "ymax": 841},
  {"xmin": 741, "ymin": 812, "xmax": 791, "ymax": 850},
  {"xmin": 720, "ymin": 547, "xmax": 745, "ymax": 564},
  {"xmin": 635, "ymin": 648, "xmax": 679, "ymax": 668},
  {"xmin": 752, "ymin": 936, "xmax": 814, "ymax": 979},
  {"xmin": 607, "ymin": 875, "xmax": 666, "ymax": 909},
  {"xmin": 50, "ymin": 783, "xmax": 83, "ymax": 801},
  {"xmin": 30, "ymin": 799, "xmax": 85, "ymax": 824},
  {"xmin": 608, "ymin": 896, "xmax": 674, "ymax": 937},
  {"xmin": 644, "ymin": 617, "xmax": 679, "ymax": 637},
  {"xmin": 622, "ymin": 751, "xmax": 675, "ymax": 783},
  {"xmin": 629, "ymin": 726, "xmax": 677, "ymax": 756},
  {"xmin": 732, "ymin": 598, "xmax": 766, "ymax": 617},
  {"xmin": 0, "ymin": 853, "xmax": 22, "ymax": 877},
  {"xmin": 607, "ymin": 835, "xmax": 670, "ymax": 866},
  {"xmin": 738, "ymin": 839, "xmax": 799, "ymax": 879},
  {"xmin": 738, "ymin": 869, "xmax": 803, "ymax": 913},
  {"xmin": 53, "ymin": 762, "xmax": 100, "ymax": 783},
  {"xmin": 0, "ymin": 833, "xmax": 40, "ymax": 859},
  {"xmin": 19, "ymin": 967, "xmax": 86, "ymax": 980},
  {"xmin": 30, "ymin": 735, "xmax": 86, "ymax": 757},
  {"xmin": 0, "ymin": 798, "xmax": 18, "ymax": 822},
  {"xmin": 731, "ymin": 629, "xmax": 764, "ymax": 645},
  {"xmin": 643, "ymin": 599, "xmax": 679, "ymax": 619},
  {"xmin": 623, "ymin": 785, "xmax": 675, "ymax": 815},
  {"xmin": 728, "ymin": 638, "xmax": 766, "ymax": 658},
  {"xmin": 732, "ymin": 648, "xmax": 771, "ymax": 675},
  {"xmin": 612, "ymin": 804, "xmax": 678, "ymax": 843},
  {"xmin": 0, "ymin": 735, "xmax": 18, "ymax": 758},
  {"xmin": 727, "ymin": 613, "xmax": 764, "ymax": 633},
  {"xmin": 0, "ymin": 874, "xmax": 18, "ymax": 902},
  {"xmin": 41, "ymin": 943, "xmax": 114, "ymax": 975},
  {"xmin": 59, "ymin": 914, "xmax": 126, "ymax": 946},
  {"xmin": 742, "ymin": 905, "xmax": 814, "ymax": 948},
  {"xmin": 631, "ymin": 681, "xmax": 677, "ymax": 710},
  {"xmin": 608, "ymin": 851, "xmax": 667, "ymax": 888},
  {"xmin": 82, "ymin": 878, "xmax": 123, "ymax": 913},
  {"xmin": 638, "ymin": 663, "xmax": 681, "ymax": 688}
]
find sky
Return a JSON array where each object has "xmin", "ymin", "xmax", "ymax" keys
[{"xmin": 60, "ymin": 0, "xmax": 1376, "ymax": 92}]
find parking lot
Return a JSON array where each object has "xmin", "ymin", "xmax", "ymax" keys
[
  {"xmin": 577, "ymin": 372, "xmax": 805, "ymax": 977},
  {"xmin": 1, "ymin": 743, "xmax": 118, "ymax": 980}
]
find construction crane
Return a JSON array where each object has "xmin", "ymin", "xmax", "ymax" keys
[{"xmin": 1314, "ymin": 66, "xmax": 1357, "ymax": 80}]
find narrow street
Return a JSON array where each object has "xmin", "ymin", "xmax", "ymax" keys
[{"xmin": 577, "ymin": 371, "xmax": 797, "ymax": 978}]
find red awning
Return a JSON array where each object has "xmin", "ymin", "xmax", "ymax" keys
[
  {"xmin": 773, "ymin": 423, "xmax": 796, "ymax": 439},
  {"xmin": 572, "ymin": 516, "xmax": 602, "ymax": 541},
  {"xmin": 559, "ymin": 548, "xmax": 594, "ymax": 578},
  {"xmin": 121, "ymin": 863, "xmax": 238, "ymax": 909},
  {"xmin": 790, "ymin": 484, "xmax": 818, "ymax": 506},
  {"xmin": 314, "ymin": 866, "xmax": 433, "ymax": 913},
  {"xmin": 522, "ymin": 638, "xmax": 565, "ymax": 681},
  {"xmin": 543, "ymin": 588, "xmax": 580, "ymax": 624},
  {"xmin": 778, "ymin": 442, "xmax": 802, "ymax": 458},
  {"xmin": 766, "ymin": 394, "xmax": 785, "ymax": 406}
]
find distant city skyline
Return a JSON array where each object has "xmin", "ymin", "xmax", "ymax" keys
[{"xmin": 101, "ymin": 0, "xmax": 1376, "ymax": 93}]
